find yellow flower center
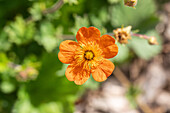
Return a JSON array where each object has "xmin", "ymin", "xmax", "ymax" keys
[
  {"xmin": 74, "ymin": 42, "xmax": 103, "ymax": 70},
  {"xmin": 84, "ymin": 51, "xmax": 94, "ymax": 60}
]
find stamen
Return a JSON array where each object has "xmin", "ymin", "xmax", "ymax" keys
[
  {"xmin": 84, "ymin": 51, "xmax": 94, "ymax": 60},
  {"xmin": 74, "ymin": 41, "xmax": 103, "ymax": 70}
]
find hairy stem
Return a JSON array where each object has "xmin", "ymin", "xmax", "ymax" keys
[{"xmin": 131, "ymin": 33, "xmax": 150, "ymax": 40}]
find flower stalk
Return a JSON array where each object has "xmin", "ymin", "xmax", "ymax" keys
[{"xmin": 131, "ymin": 33, "xmax": 158, "ymax": 45}]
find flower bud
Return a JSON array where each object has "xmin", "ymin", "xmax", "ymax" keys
[
  {"xmin": 148, "ymin": 36, "xmax": 158, "ymax": 45},
  {"xmin": 124, "ymin": 0, "xmax": 138, "ymax": 8}
]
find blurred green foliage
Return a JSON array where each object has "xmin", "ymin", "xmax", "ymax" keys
[
  {"xmin": 126, "ymin": 85, "xmax": 141, "ymax": 108},
  {"xmin": 0, "ymin": 0, "xmax": 163, "ymax": 112}
]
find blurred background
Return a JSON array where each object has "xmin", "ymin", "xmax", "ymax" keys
[{"xmin": 0, "ymin": 0, "xmax": 170, "ymax": 113}]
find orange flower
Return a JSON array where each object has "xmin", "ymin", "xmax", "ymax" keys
[{"xmin": 58, "ymin": 27, "xmax": 118, "ymax": 85}]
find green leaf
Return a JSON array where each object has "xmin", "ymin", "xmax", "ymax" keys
[
  {"xmin": 12, "ymin": 86, "xmax": 38, "ymax": 113},
  {"xmin": 108, "ymin": 0, "xmax": 120, "ymax": 4},
  {"xmin": 71, "ymin": 15, "xmax": 90, "ymax": 35},
  {"xmin": 0, "ymin": 31, "xmax": 12, "ymax": 51},
  {"xmin": 0, "ymin": 81, "xmax": 15, "ymax": 94},
  {"xmin": 126, "ymin": 85, "xmax": 141, "ymax": 108},
  {"xmin": 90, "ymin": 15, "xmax": 103, "ymax": 28},
  {"xmin": 90, "ymin": 8, "xmax": 109, "ymax": 28},
  {"xmin": 55, "ymin": 64, "xmax": 68, "ymax": 77},
  {"xmin": 99, "ymin": 8, "xmax": 110, "ymax": 24},
  {"xmin": 110, "ymin": 0, "xmax": 156, "ymax": 27},
  {"xmin": 26, "ymin": 53, "xmax": 81, "ymax": 111},
  {"xmin": 0, "ymin": 53, "xmax": 9, "ymax": 73},
  {"xmin": 34, "ymin": 21, "xmax": 62, "ymax": 52},
  {"xmin": 128, "ymin": 30, "xmax": 162, "ymax": 60},
  {"xmin": 29, "ymin": 3, "xmax": 44, "ymax": 21},
  {"xmin": 46, "ymin": 11, "xmax": 61, "ymax": 20},
  {"xmin": 13, "ymin": 86, "xmax": 63, "ymax": 113},
  {"xmin": 64, "ymin": 0, "xmax": 79, "ymax": 5},
  {"xmin": 4, "ymin": 16, "xmax": 36, "ymax": 45},
  {"xmin": 39, "ymin": 102, "xmax": 63, "ymax": 113}
]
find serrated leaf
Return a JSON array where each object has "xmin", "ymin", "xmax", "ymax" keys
[
  {"xmin": 29, "ymin": 3, "xmax": 44, "ymax": 21},
  {"xmin": 34, "ymin": 21, "xmax": 61, "ymax": 52},
  {"xmin": 4, "ymin": 16, "xmax": 35, "ymax": 45}
]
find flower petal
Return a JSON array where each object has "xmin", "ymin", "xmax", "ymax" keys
[
  {"xmin": 124, "ymin": 26, "xmax": 132, "ymax": 33},
  {"xmin": 58, "ymin": 40, "xmax": 79, "ymax": 64},
  {"xmin": 65, "ymin": 64, "xmax": 90, "ymax": 85},
  {"xmin": 76, "ymin": 27, "xmax": 101, "ymax": 44},
  {"xmin": 91, "ymin": 59, "xmax": 115, "ymax": 82},
  {"xmin": 98, "ymin": 35, "xmax": 118, "ymax": 59}
]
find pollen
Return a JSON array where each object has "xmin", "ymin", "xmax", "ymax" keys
[{"xmin": 84, "ymin": 51, "xmax": 94, "ymax": 60}]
